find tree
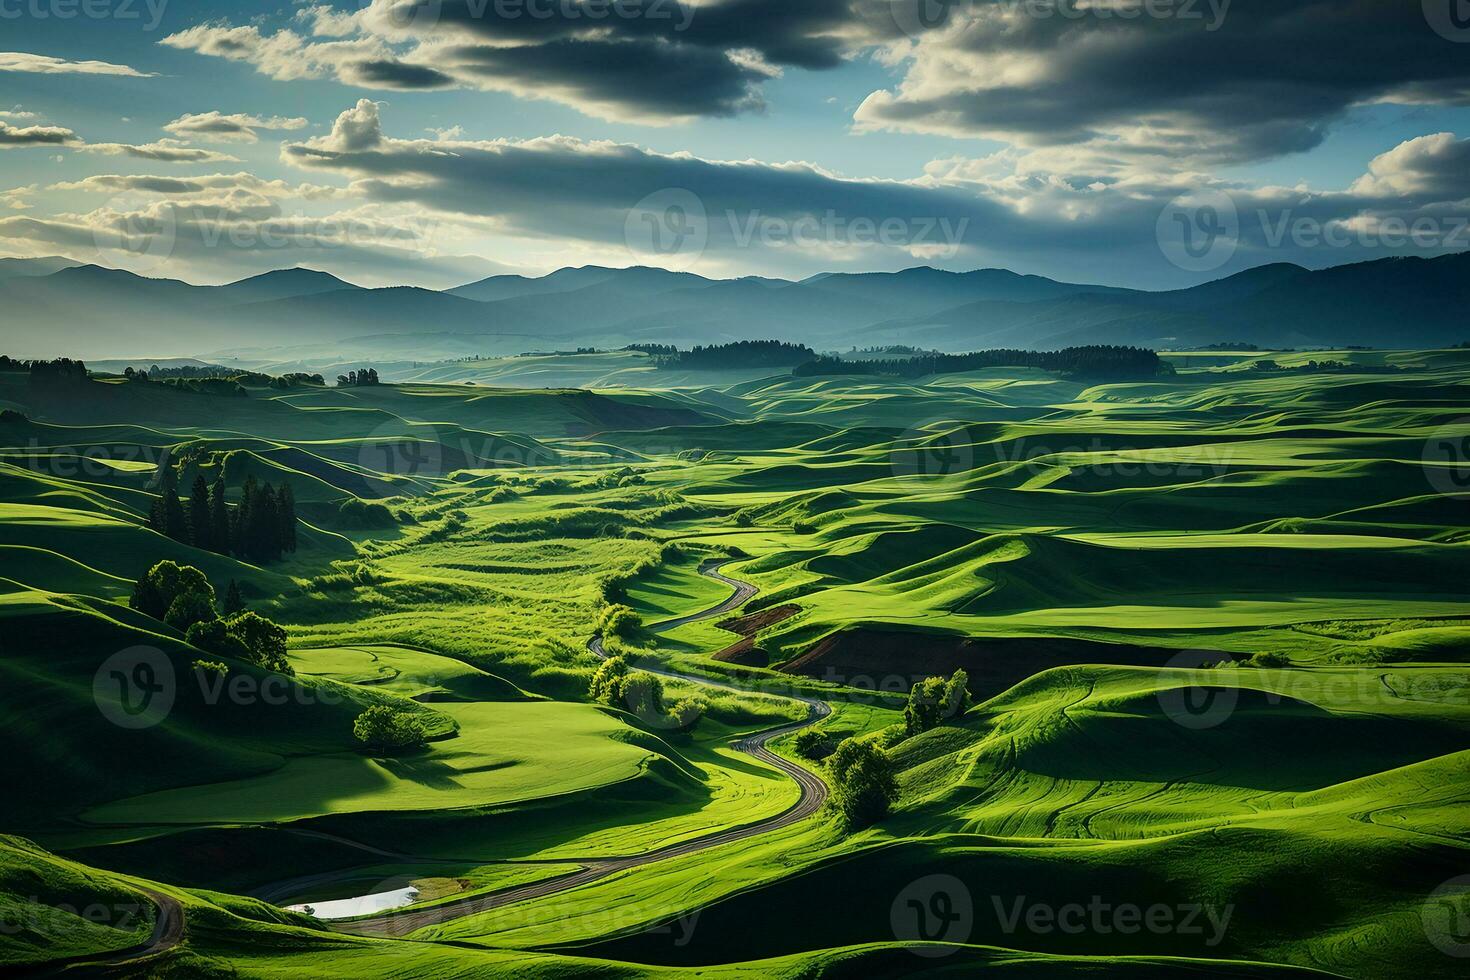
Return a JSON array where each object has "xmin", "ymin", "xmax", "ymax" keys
[
  {"xmin": 165, "ymin": 589, "xmax": 216, "ymax": 633},
  {"xmin": 903, "ymin": 676, "xmax": 947, "ymax": 737},
  {"xmin": 130, "ymin": 561, "xmax": 215, "ymax": 623},
  {"xmin": 234, "ymin": 476, "xmax": 256, "ymax": 557},
  {"xmin": 903, "ymin": 669, "xmax": 971, "ymax": 738},
  {"xmin": 222, "ymin": 612, "xmax": 291, "ymax": 674},
  {"xmin": 222, "ymin": 579, "xmax": 245, "ymax": 617},
  {"xmin": 185, "ymin": 619, "xmax": 251, "ymax": 661},
  {"xmin": 277, "ymin": 483, "xmax": 298, "ymax": 554},
  {"xmin": 827, "ymin": 738, "xmax": 900, "ymax": 830},
  {"xmin": 588, "ymin": 655, "xmax": 631, "ymax": 704},
  {"xmin": 185, "ymin": 611, "xmax": 291, "ymax": 675},
  {"xmin": 254, "ymin": 486, "xmax": 281, "ymax": 562},
  {"xmin": 353, "ymin": 706, "xmax": 427, "ymax": 754},
  {"xmin": 621, "ymin": 671, "xmax": 665, "ymax": 720},
  {"xmin": 210, "ymin": 478, "xmax": 231, "ymax": 555},
  {"xmin": 188, "ymin": 475, "xmax": 213, "ymax": 551},
  {"xmin": 942, "ymin": 668, "xmax": 971, "ymax": 721},
  {"xmin": 148, "ymin": 487, "xmax": 189, "ymax": 544},
  {"xmin": 596, "ymin": 604, "xmax": 642, "ymax": 640},
  {"xmin": 795, "ymin": 728, "xmax": 835, "ymax": 761},
  {"xmin": 587, "ymin": 656, "xmax": 700, "ymax": 732},
  {"xmin": 232, "ymin": 479, "xmax": 285, "ymax": 563}
]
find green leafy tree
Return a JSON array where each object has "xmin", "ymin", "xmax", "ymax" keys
[
  {"xmin": 353, "ymin": 706, "xmax": 426, "ymax": 754},
  {"xmin": 621, "ymin": 672, "xmax": 665, "ymax": 720},
  {"xmin": 587, "ymin": 656, "xmax": 699, "ymax": 732},
  {"xmin": 795, "ymin": 728, "xmax": 835, "ymax": 761},
  {"xmin": 904, "ymin": 669, "xmax": 972, "ymax": 737},
  {"xmin": 596, "ymin": 604, "xmax": 643, "ymax": 639},
  {"xmin": 130, "ymin": 561, "xmax": 215, "ymax": 622},
  {"xmin": 222, "ymin": 611, "xmax": 291, "ymax": 674},
  {"xmin": 903, "ymin": 676, "xmax": 947, "ymax": 737},
  {"xmin": 666, "ymin": 697, "xmax": 706, "ymax": 732},
  {"xmin": 827, "ymin": 738, "xmax": 900, "ymax": 830},
  {"xmin": 942, "ymin": 668, "xmax": 971, "ymax": 721},
  {"xmin": 588, "ymin": 655, "xmax": 631, "ymax": 704},
  {"xmin": 165, "ymin": 589, "xmax": 216, "ymax": 633},
  {"xmin": 185, "ymin": 619, "xmax": 251, "ymax": 661}
]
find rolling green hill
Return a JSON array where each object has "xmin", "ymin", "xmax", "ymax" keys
[{"xmin": 0, "ymin": 353, "xmax": 1465, "ymax": 977}]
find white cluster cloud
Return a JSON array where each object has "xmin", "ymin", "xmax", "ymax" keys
[
  {"xmin": 267, "ymin": 100, "xmax": 1470, "ymax": 283},
  {"xmin": 79, "ymin": 139, "xmax": 242, "ymax": 164},
  {"xmin": 0, "ymin": 160, "xmax": 496, "ymax": 287},
  {"xmin": 163, "ymin": 111, "xmax": 311, "ymax": 144},
  {"xmin": 0, "ymin": 52, "xmax": 155, "ymax": 76},
  {"xmin": 0, "ymin": 119, "xmax": 78, "ymax": 148}
]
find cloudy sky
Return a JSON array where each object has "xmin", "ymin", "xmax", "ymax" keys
[{"xmin": 1, "ymin": 0, "xmax": 1468, "ymax": 288}]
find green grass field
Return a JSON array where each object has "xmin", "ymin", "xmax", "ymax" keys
[{"xmin": 0, "ymin": 354, "xmax": 1466, "ymax": 977}]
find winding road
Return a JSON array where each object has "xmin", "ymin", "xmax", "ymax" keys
[
  {"xmin": 14, "ymin": 885, "xmax": 184, "ymax": 978},
  {"xmin": 32, "ymin": 559, "xmax": 830, "ymax": 963},
  {"xmin": 330, "ymin": 558, "xmax": 830, "ymax": 937}
]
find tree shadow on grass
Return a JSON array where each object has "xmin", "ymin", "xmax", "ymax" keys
[{"xmin": 375, "ymin": 756, "xmax": 468, "ymax": 791}]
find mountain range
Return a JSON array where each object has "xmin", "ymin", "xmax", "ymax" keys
[{"xmin": 2, "ymin": 252, "xmax": 1467, "ymax": 360}]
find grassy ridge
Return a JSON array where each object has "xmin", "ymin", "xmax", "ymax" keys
[{"xmin": 0, "ymin": 355, "xmax": 1466, "ymax": 976}]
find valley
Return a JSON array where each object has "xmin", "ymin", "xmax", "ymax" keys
[{"xmin": 1, "ymin": 346, "xmax": 1466, "ymax": 977}]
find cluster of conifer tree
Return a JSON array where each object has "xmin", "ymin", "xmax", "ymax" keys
[
  {"xmin": 794, "ymin": 345, "xmax": 1165, "ymax": 380},
  {"xmin": 149, "ymin": 471, "xmax": 298, "ymax": 563},
  {"xmin": 652, "ymin": 340, "xmax": 817, "ymax": 370}
]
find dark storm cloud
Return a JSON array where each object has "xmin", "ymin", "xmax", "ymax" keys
[
  {"xmin": 405, "ymin": 0, "xmax": 855, "ymax": 69},
  {"xmin": 341, "ymin": 59, "xmax": 456, "ymax": 89},
  {"xmin": 857, "ymin": 0, "xmax": 1470, "ymax": 163},
  {"xmin": 438, "ymin": 37, "xmax": 772, "ymax": 118},
  {"xmin": 281, "ymin": 100, "xmax": 1018, "ymax": 254},
  {"xmin": 166, "ymin": 1, "xmax": 863, "ymax": 122}
]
